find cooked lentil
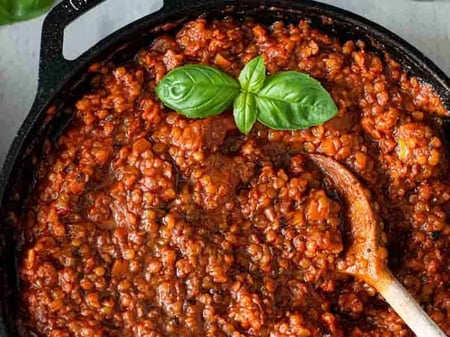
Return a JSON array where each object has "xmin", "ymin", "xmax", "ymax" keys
[{"xmin": 17, "ymin": 17, "xmax": 449, "ymax": 337}]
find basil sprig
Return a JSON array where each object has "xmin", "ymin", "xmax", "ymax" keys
[
  {"xmin": 156, "ymin": 56, "xmax": 338, "ymax": 133},
  {"xmin": 0, "ymin": 0, "xmax": 55, "ymax": 25}
]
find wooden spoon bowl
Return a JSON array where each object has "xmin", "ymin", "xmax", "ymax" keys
[{"xmin": 308, "ymin": 154, "xmax": 446, "ymax": 337}]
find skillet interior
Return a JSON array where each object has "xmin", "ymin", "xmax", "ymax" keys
[{"xmin": 1, "ymin": 0, "xmax": 449, "ymax": 335}]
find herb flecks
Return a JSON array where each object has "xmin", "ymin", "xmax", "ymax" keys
[{"xmin": 155, "ymin": 56, "xmax": 338, "ymax": 133}]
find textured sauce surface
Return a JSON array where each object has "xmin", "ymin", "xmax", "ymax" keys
[{"xmin": 17, "ymin": 18, "xmax": 450, "ymax": 337}]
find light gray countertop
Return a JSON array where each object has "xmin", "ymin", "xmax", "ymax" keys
[{"xmin": 0, "ymin": 0, "xmax": 449, "ymax": 167}]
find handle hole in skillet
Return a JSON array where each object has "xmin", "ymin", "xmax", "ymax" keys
[{"xmin": 63, "ymin": 0, "xmax": 163, "ymax": 60}]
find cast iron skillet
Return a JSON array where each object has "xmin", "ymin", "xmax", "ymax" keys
[{"xmin": 1, "ymin": 0, "xmax": 449, "ymax": 335}]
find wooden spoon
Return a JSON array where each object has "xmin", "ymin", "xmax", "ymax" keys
[{"xmin": 308, "ymin": 153, "xmax": 446, "ymax": 337}]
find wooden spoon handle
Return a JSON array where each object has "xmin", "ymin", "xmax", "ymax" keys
[{"xmin": 376, "ymin": 271, "xmax": 447, "ymax": 337}]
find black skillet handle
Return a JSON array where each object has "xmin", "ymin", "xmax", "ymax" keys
[
  {"xmin": 37, "ymin": 0, "xmax": 185, "ymax": 101},
  {"xmin": 37, "ymin": 0, "xmax": 191, "ymax": 106},
  {"xmin": 37, "ymin": 0, "xmax": 106, "ymax": 97}
]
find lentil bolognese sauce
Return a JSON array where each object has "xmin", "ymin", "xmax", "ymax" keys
[{"xmin": 17, "ymin": 17, "xmax": 449, "ymax": 337}]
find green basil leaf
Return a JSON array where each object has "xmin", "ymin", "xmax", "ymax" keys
[
  {"xmin": 155, "ymin": 64, "xmax": 240, "ymax": 118},
  {"xmin": 233, "ymin": 92, "xmax": 257, "ymax": 134},
  {"xmin": 256, "ymin": 72, "xmax": 338, "ymax": 130},
  {"xmin": 238, "ymin": 55, "xmax": 266, "ymax": 93},
  {"xmin": 0, "ymin": 0, "xmax": 55, "ymax": 25}
]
